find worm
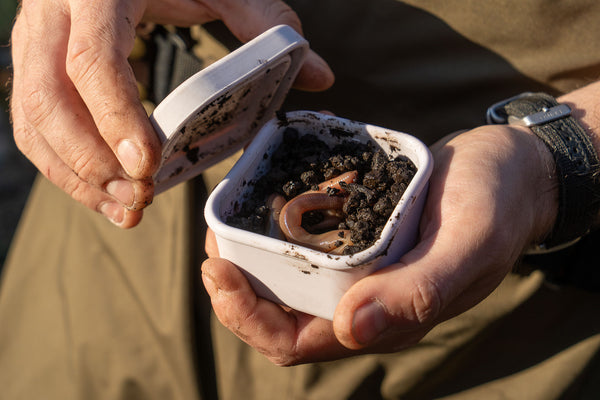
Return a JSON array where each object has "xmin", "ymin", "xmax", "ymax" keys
[
  {"xmin": 277, "ymin": 170, "xmax": 358, "ymax": 254},
  {"xmin": 318, "ymin": 170, "xmax": 359, "ymax": 192},
  {"xmin": 307, "ymin": 209, "xmax": 344, "ymax": 232},
  {"xmin": 265, "ymin": 194, "xmax": 287, "ymax": 240},
  {"xmin": 279, "ymin": 192, "xmax": 352, "ymax": 254}
]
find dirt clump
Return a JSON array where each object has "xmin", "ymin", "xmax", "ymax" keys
[{"xmin": 226, "ymin": 127, "xmax": 417, "ymax": 255}]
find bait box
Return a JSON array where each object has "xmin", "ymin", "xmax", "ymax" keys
[
  {"xmin": 149, "ymin": 25, "xmax": 433, "ymax": 320},
  {"xmin": 205, "ymin": 111, "xmax": 433, "ymax": 320}
]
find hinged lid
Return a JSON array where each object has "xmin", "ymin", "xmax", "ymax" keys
[{"xmin": 150, "ymin": 25, "xmax": 307, "ymax": 194}]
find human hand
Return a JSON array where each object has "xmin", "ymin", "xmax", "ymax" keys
[
  {"xmin": 201, "ymin": 124, "xmax": 558, "ymax": 365},
  {"xmin": 10, "ymin": 0, "xmax": 334, "ymax": 228}
]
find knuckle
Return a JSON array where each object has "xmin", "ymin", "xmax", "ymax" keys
[
  {"xmin": 70, "ymin": 150, "xmax": 101, "ymax": 183},
  {"xmin": 94, "ymin": 108, "xmax": 126, "ymax": 138},
  {"xmin": 66, "ymin": 35, "xmax": 105, "ymax": 87},
  {"xmin": 62, "ymin": 174, "xmax": 87, "ymax": 200},
  {"xmin": 253, "ymin": 337, "xmax": 299, "ymax": 367},
  {"xmin": 20, "ymin": 82, "xmax": 60, "ymax": 128},
  {"xmin": 409, "ymin": 277, "xmax": 442, "ymax": 325},
  {"xmin": 62, "ymin": 174, "xmax": 98, "ymax": 207}
]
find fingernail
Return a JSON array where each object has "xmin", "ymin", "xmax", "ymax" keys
[
  {"xmin": 352, "ymin": 300, "xmax": 389, "ymax": 345},
  {"xmin": 117, "ymin": 139, "xmax": 142, "ymax": 176},
  {"xmin": 99, "ymin": 201, "xmax": 125, "ymax": 225},
  {"xmin": 106, "ymin": 179, "xmax": 135, "ymax": 207}
]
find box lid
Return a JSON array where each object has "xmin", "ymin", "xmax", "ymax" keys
[{"xmin": 150, "ymin": 25, "xmax": 307, "ymax": 194}]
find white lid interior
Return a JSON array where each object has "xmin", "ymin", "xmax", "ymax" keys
[{"xmin": 150, "ymin": 25, "xmax": 308, "ymax": 194}]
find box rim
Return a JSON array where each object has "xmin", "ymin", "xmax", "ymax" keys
[{"xmin": 204, "ymin": 111, "xmax": 433, "ymax": 271}]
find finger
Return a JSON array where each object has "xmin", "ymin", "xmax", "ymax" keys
[
  {"xmin": 14, "ymin": 4, "xmax": 152, "ymax": 213},
  {"xmin": 11, "ymin": 12, "xmax": 143, "ymax": 227},
  {"xmin": 204, "ymin": 228, "xmax": 219, "ymax": 257},
  {"xmin": 317, "ymin": 110, "xmax": 336, "ymax": 116},
  {"xmin": 201, "ymin": 257, "xmax": 302, "ymax": 366},
  {"xmin": 144, "ymin": 0, "xmax": 334, "ymax": 90},
  {"xmin": 333, "ymin": 236, "xmax": 484, "ymax": 350},
  {"xmin": 335, "ymin": 226, "xmax": 516, "ymax": 350},
  {"xmin": 12, "ymin": 101, "xmax": 144, "ymax": 228},
  {"xmin": 333, "ymin": 173, "xmax": 492, "ymax": 349},
  {"xmin": 205, "ymin": 0, "xmax": 335, "ymax": 91},
  {"xmin": 67, "ymin": 0, "xmax": 161, "ymax": 180},
  {"xmin": 201, "ymin": 257, "xmax": 347, "ymax": 365},
  {"xmin": 292, "ymin": 51, "xmax": 336, "ymax": 92}
]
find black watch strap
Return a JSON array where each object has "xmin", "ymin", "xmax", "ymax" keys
[{"xmin": 487, "ymin": 92, "xmax": 600, "ymax": 250}]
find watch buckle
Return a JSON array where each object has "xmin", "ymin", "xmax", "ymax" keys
[
  {"xmin": 486, "ymin": 92, "xmax": 572, "ymax": 127},
  {"xmin": 508, "ymin": 104, "xmax": 572, "ymax": 127},
  {"xmin": 486, "ymin": 92, "xmax": 535, "ymax": 124}
]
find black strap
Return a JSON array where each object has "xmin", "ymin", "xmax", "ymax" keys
[{"xmin": 504, "ymin": 93, "xmax": 600, "ymax": 248}]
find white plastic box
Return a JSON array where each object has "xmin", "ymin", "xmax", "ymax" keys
[
  {"xmin": 205, "ymin": 111, "xmax": 432, "ymax": 319},
  {"xmin": 150, "ymin": 25, "xmax": 433, "ymax": 320}
]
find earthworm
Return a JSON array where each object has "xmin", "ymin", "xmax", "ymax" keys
[
  {"xmin": 318, "ymin": 170, "xmax": 359, "ymax": 192},
  {"xmin": 265, "ymin": 194, "xmax": 287, "ymax": 240},
  {"xmin": 307, "ymin": 209, "xmax": 344, "ymax": 232},
  {"xmin": 279, "ymin": 192, "xmax": 352, "ymax": 254},
  {"xmin": 277, "ymin": 170, "xmax": 358, "ymax": 254}
]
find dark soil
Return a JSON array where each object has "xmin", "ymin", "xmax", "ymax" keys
[{"xmin": 226, "ymin": 127, "xmax": 416, "ymax": 254}]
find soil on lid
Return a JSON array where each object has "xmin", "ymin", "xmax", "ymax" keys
[{"xmin": 226, "ymin": 127, "xmax": 417, "ymax": 255}]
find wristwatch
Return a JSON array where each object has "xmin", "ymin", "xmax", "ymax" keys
[{"xmin": 486, "ymin": 92, "xmax": 600, "ymax": 253}]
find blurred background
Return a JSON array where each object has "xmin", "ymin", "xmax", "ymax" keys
[{"xmin": 1, "ymin": 0, "xmax": 37, "ymax": 270}]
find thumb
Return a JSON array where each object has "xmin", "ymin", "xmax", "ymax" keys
[
  {"xmin": 333, "ymin": 219, "xmax": 512, "ymax": 351},
  {"xmin": 213, "ymin": 0, "xmax": 335, "ymax": 91},
  {"xmin": 333, "ymin": 258, "xmax": 444, "ymax": 350},
  {"xmin": 332, "ymin": 234, "xmax": 485, "ymax": 350}
]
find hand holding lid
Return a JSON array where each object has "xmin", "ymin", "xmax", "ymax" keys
[{"xmin": 10, "ymin": 0, "xmax": 333, "ymax": 228}]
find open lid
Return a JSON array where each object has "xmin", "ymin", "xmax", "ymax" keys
[{"xmin": 150, "ymin": 25, "xmax": 308, "ymax": 194}]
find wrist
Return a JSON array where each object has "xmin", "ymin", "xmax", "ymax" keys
[
  {"xmin": 487, "ymin": 90, "xmax": 600, "ymax": 250},
  {"xmin": 511, "ymin": 125, "xmax": 559, "ymax": 246}
]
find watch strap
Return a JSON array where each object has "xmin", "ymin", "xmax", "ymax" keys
[{"xmin": 503, "ymin": 93, "xmax": 600, "ymax": 249}]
